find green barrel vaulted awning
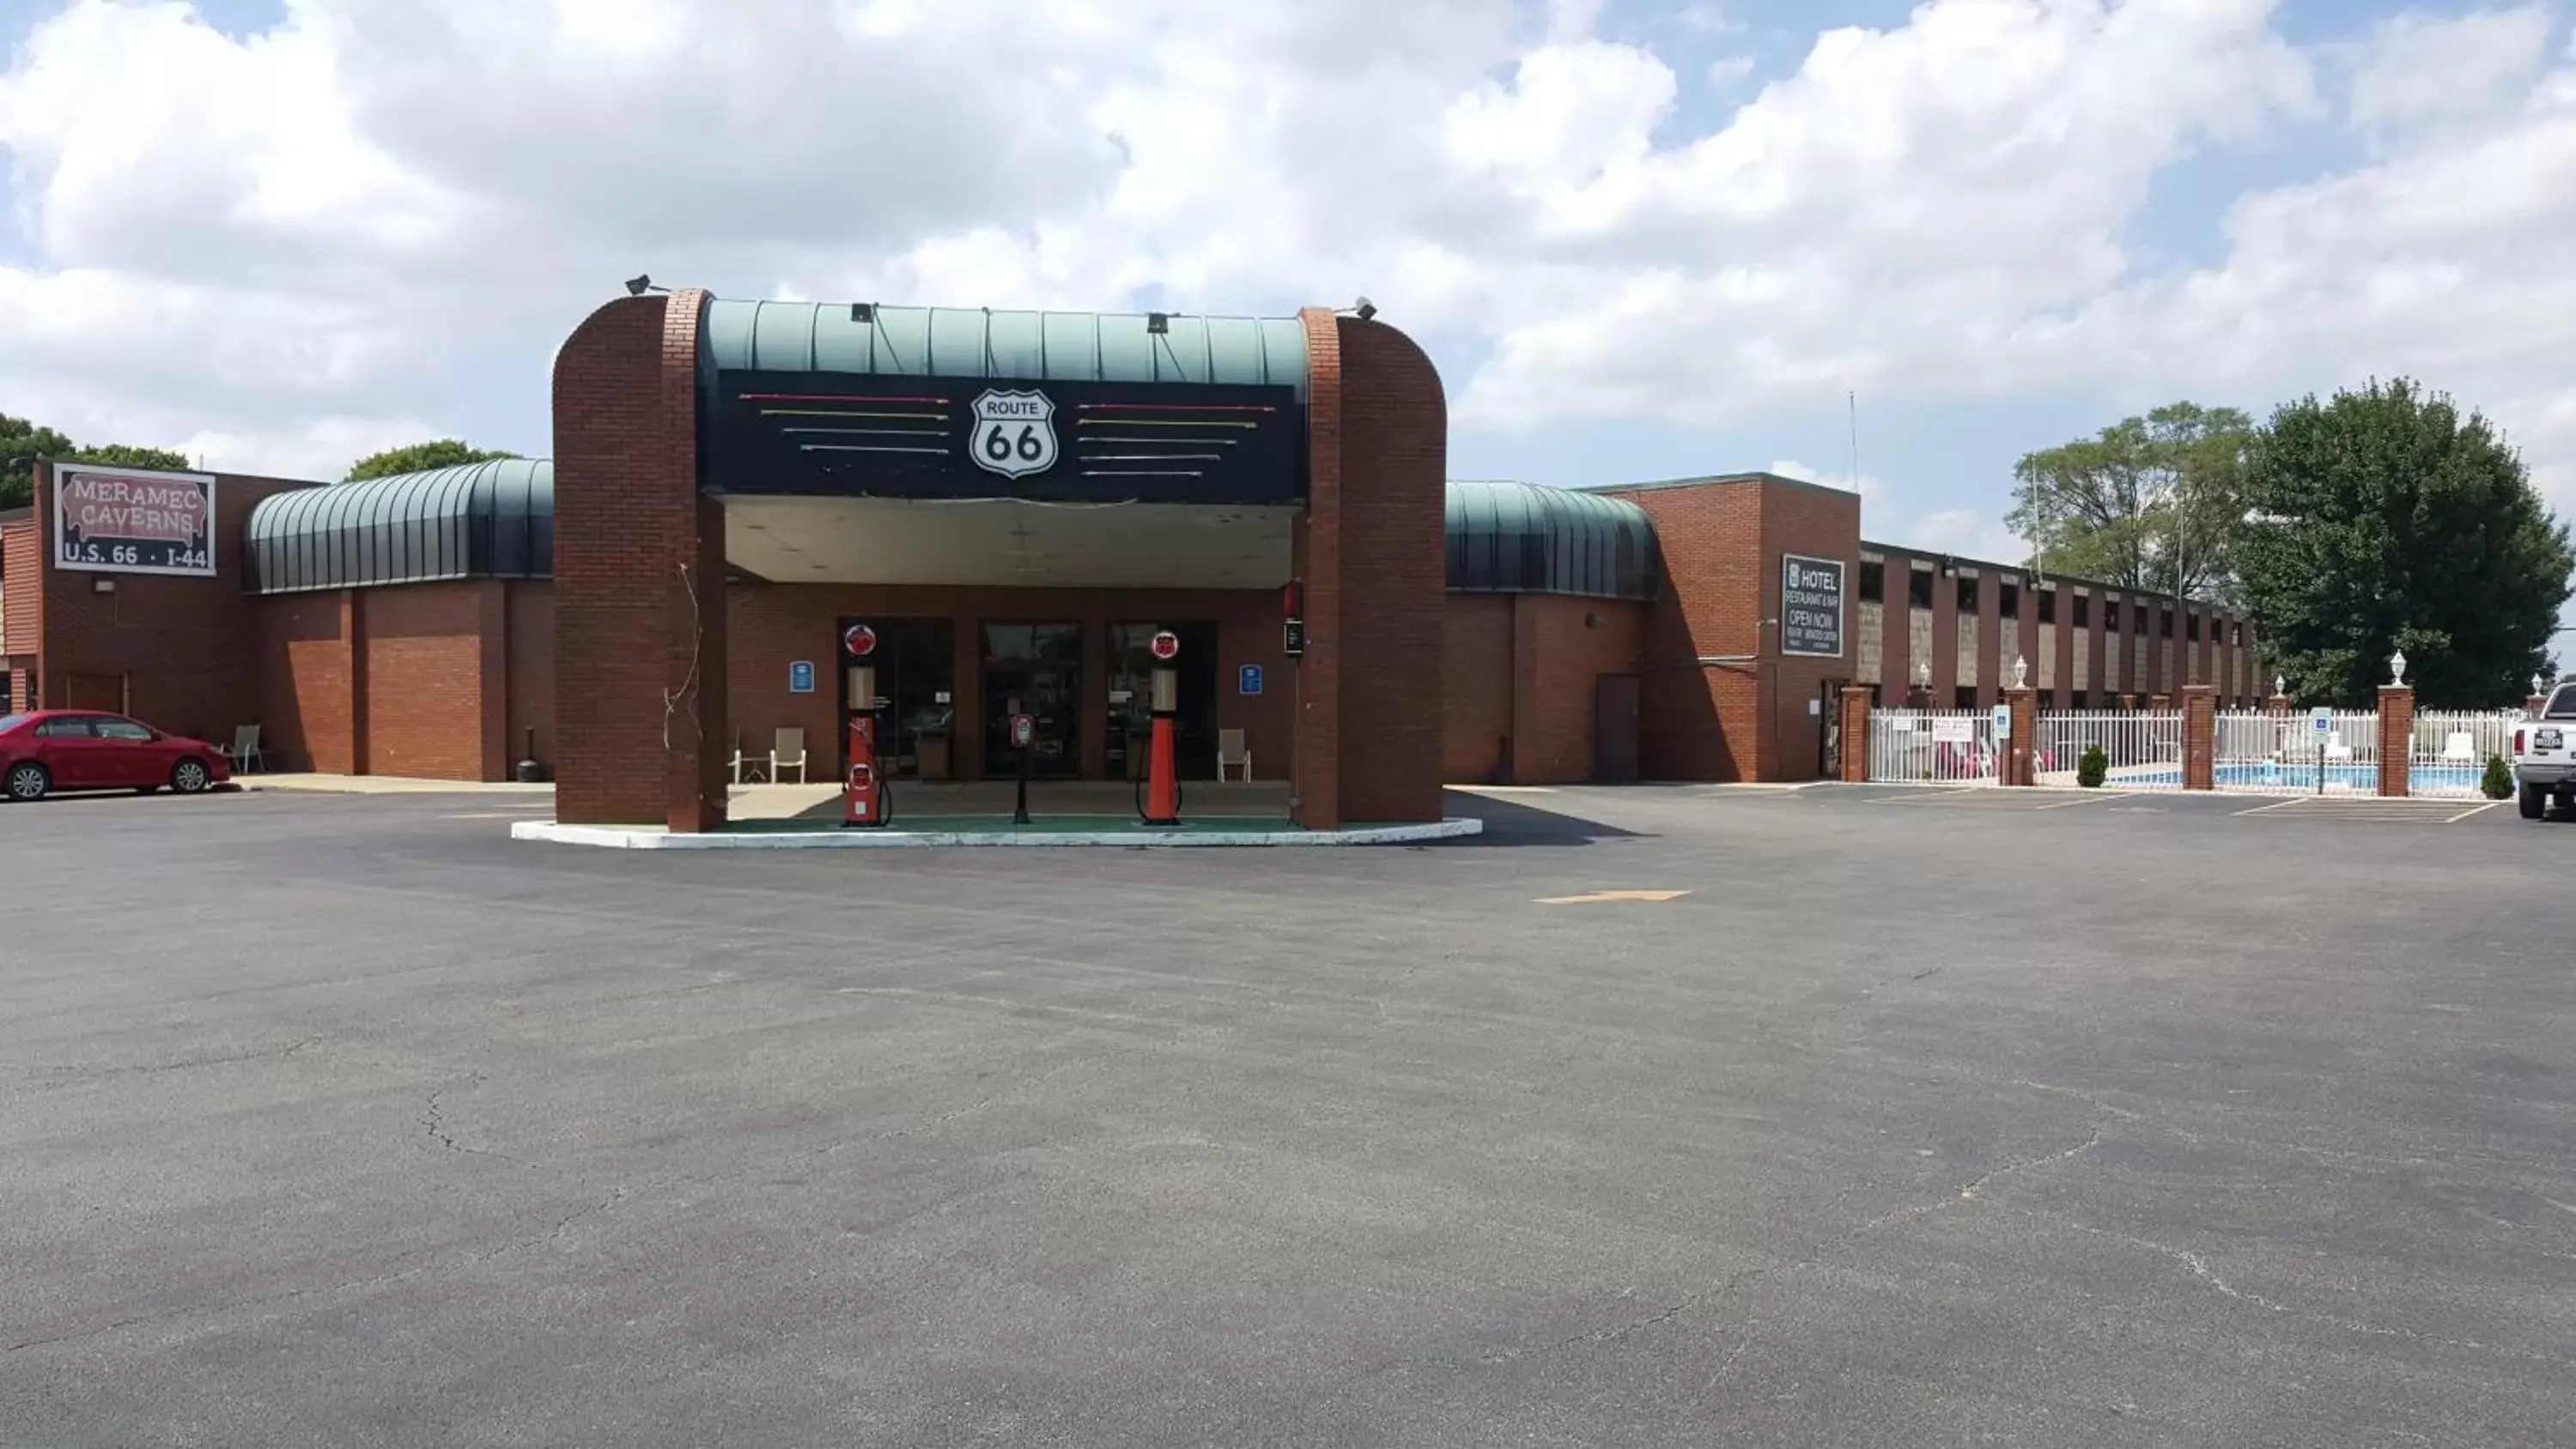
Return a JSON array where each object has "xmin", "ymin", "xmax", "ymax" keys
[
  {"xmin": 699, "ymin": 301, "xmax": 1313, "ymax": 400},
  {"xmin": 245, "ymin": 459, "xmax": 553, "ymax": 595},
  {"xmin": 1445, "ymin": 479, "xmax": 1657, "ymax": 600}
]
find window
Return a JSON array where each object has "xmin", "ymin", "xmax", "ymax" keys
[
  {"xmin": 2134, "ymin": 603, "xmax": 2150, "ymax": 634},
  {"xmin": 1909, "ymin": 567, "xmax": 1935, "ymax": 609},
  {"xmin": 1997, "ymin": 581, "xmax": 2020, "ymax": 618},
  {"xmin": 1957, "ymin": 576, "xmax": 1979, "ymax": 613},
  {"xmin": 2233, "ymin": 621, "xmax": 2244, "ymax": 647},
  {"xmin": 2187, "ymin": 613, "xmax": 2201, "ymax": 642},
  {"xmin": 1859, "ymin": 561, "xmax": 1884, "ymax": 603},
  {"xmin": 0, "ymin": 713, "xmax": 28, "ymax": 735},
  {"xmin": 35, "ymin": 718, "xmax": 96, "ymax": 739},
  {"xmin": 2037, "ymin": 589, "xmax": 2057, "ymax": 624},
  {"xmin": 2074, "ymin": 596, "xmax": 2091, "ymax": 628},
  {"xmin": 1954, "ymin": 685, "xmax": 1978, "ymax": 709},
  {"xmin": 95, "ymin": 719, "xmax": 155, "ymax": 742},
  {"xmin": 2158, "ymin": 608, "xmax": 2173, "ymax": 639}
]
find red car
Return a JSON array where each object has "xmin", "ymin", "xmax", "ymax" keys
[{"xmin": 0, "ymin": 711, "xmax": 231, "ymax": 803}]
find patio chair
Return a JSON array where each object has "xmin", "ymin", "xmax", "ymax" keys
[
  {"xmin": 729, "ymin": 731, "xmax": 769, "ymax": 785},
  {"xmin": 769, "ymin": 727, "xmax": 807, "ymax": 784},
  {"xmin": 1217, "ymin": 729, "xmax": 1253, "ymax": 782},
  {"xmin": 2324, "ymin": 732, "xmax": 2354, "ymax": 763},
  {"xmin": 218, "ymin": 724, "xmax": 274, "ymax": 773},
  {"xmin": 2438, "ymin": 731, "xmax": 2478, "ymax": 766}
]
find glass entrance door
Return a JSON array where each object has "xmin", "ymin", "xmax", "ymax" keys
[
  {"xmin": 982, "ymin": 623, "xmax": 1083, "ymax": 779},
  {"xmin": 839, "ymin": 619, "xmax": 956, "ymax": 780},
  {"xmin": 1106, "ymin": 622, "xmax": 1219, "ymax": 780}
]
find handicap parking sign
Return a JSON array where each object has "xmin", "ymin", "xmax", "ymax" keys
[
  {"xmin": 2311, "ymin": 706, "xmax": 2333, "ymax": 738},
  {"xmin": 1240, "ymin": 664, "xmax": 1265, "ymax": 695}
]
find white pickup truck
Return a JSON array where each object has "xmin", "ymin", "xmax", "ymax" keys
[{"xmin": 2515, "ymin": 682, "xmax": 2576, "ymax": 819}]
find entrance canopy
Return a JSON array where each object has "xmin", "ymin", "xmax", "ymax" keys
[
  {"xmin": 724, "ymin": 496, "xmax": 1294, "ymax": 590},
  {"xmin": 700, "ymin": 302, "xmax": 1309, "ymax": 507}
]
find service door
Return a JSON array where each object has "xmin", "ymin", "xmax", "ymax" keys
[{"xmin": 1593, "ymin": 675, "xmax": 1642, "ymax": 783}]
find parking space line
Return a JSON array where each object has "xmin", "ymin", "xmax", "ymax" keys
[
  {"xmin": 1862, "ymin": 789, "xmax": 1979, "ymax": 805},
  {"xmin": 2445, "ymin": 802, "xmax": 2501, "ymax": 823},
  {"xmin": 2036, "ymin": 791, "xmax": 2134, "ymax": 809},
  {"xmin": 2232, "ymin": 797, "xmax": 2312, "ymax": 815}
]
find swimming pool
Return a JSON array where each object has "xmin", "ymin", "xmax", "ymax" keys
[{"xmin": 2116, "ymin": 761, "xmax": 2482, "ymax": 793}]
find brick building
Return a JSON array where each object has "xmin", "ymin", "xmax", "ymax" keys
[{"xmin": 2, "ymin": 294, "xmax": 2257, "ymax": 824}]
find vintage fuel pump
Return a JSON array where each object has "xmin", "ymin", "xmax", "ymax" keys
[
  {"xmin": 841, "ymin": 624, "xmax": 888, "ymax": 828},
  {"xmin": 1141, "ymin": 629, "xmax": 1182, "ymax": 826}
]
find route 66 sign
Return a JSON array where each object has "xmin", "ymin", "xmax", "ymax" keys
[{"xmin": 969, "ymin": 389, "xmax": 1059, "ymax": 480}]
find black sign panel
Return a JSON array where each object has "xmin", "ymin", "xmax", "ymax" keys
[
  {"xmin": 53, "ymin": 465, "xmax": 216, "ymax": 576},
  {"xmin": 706, "ymin": 370, "xmax": 1304, "ymax": 505},
  {"xmin": 1780, "ymin": 554, "xmax": 1845, "ymax": 658}
]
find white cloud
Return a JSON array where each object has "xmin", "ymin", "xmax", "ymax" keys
[
  {"xmin": 2344, "ymin": 3, "xmax": 2555, "ymax": 134},
  {"xmin": 1706, "ymin": 54, "xmax": 1756, "ymax": 86},
  {"xmin": 1903, "ymin": 508, "xmax": 2028, "ymax": 567},
  {"xmin": 0, "ymin": 0, "xmax": 2567, "ymax": 559}
]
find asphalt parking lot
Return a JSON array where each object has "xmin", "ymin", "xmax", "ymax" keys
[{"xmin": 4, "ymin": 783, "xmax": 2572, "ymax": 1447}]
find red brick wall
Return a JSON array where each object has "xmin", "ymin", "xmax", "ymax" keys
[
  {"xmin": 506, "ymin": 581, "xmax": 555, "ymax": 776},
  {"xmin": 1511, "ymin": 594, "xmax": 1646, "ymax": 784},
  {"xmin": 28, "ymin": 463, "xmax": 319, "ymax": 742},
  {"xmin": 723, "ymin": 582, "xmax": 1293, "ymax": 783},
  {"xmin": 252, "ymin": 591, "xmax": 355, "ymax": 773},
  {"xmin": 1608, "ymin": 476, "xmax": 1858, "ymax": 782},
  {"xmin": 1760, "ymin": 482, "xmax": 1862, "ymax": 780},
  {"xmin": 1327, "ymin": 316, "xmax": 1448, "ymax": 824},
  {"xmin": 361, "ymin": 581, "xmax": 504, "ymax": 779},
  {"xmin": 554, "ymin": 290, "xmax": 721, "ymax": 828},
  {"xmin": 1443, "ymin": 595, "xmax": 1512, "ymax": 782},
  {"xmin": 1619, "ymin": 480, "xmax": 1761, "ymax": 780}
]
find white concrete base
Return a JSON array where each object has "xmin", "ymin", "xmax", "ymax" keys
[{"xmin": 510, "ymin": 818, "xmax": 1485, "ymax": 850}]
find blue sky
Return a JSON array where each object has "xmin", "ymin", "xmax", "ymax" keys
[{"xmin": 4, "ymin": 0, "xmax": 2572, "ymax": 575}]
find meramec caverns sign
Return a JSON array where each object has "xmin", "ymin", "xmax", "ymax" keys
[{"xmin": 52, "ymin": 465, "xmax": 216, "ymax": 577}]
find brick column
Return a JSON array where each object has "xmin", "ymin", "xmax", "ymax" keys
[
  {"xmin": 2181, "ymin": 684, "xmax": 2216, "ymax": 791},
  {"xmin": 553, "ymin": 288, "xmax": 726, "ymax": 830},
  {"xmin": 1998, "ymin": 687, "xmax": 2036, "ymax": 785},
  {"xmin": 2268, "ymin": 689, "xmax": 2293, "ymax": 716},
  {"xmin": 2118, "ymin": 694, "xmax": 2136, "ymax": 712},
  {"xmin": 2530, "ymin": 692, "xmax": 2551, "ymax": 718},
  {"xmin": 2378, "ymin": 685, "xmax": 2415, "ymax": 797},
  {"xmin": 1839, "ymin": 685, "xmax": 1872, "ymax": 783}
]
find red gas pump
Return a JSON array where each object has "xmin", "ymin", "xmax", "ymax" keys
[
  {"xmin": 1143, "ymin": 630, "xmax": 1182, "ymax": 827},
  {"xmin": 842, "ymin": 657, "xmax": 889, "ymax": 828}
]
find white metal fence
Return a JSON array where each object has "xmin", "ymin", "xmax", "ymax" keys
[
  {"xmin": 1868, "ymin": 709, "xmax": 1996, "ymax": 785},
  {"xmin": 2408, "ymin": 710, "xmax": 2521, "ymax": 799},
  {"xmin": 2214, "ymin": 708, "xmax": 2379, "ymax": 794},
  {"xmin": 2035, "ymin": 711, "xmax": 2184, "ymax": 790}
]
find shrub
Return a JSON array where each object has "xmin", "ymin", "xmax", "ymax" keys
[
  {"xmin": 2077, "ymin": 745, "xmax": 2109, "ymax": 789},
  {"xmin": 2482, "ymin": 753, "xmax": 2514, "ymax": 800}
]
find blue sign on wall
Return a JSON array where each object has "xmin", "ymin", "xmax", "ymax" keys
[
  {"xmin": 1239, "ymin": 664, "xmax": 1265, "ymax": 696},
  {"xmin": 788, "ymin": 660, "xmax": 817, "ymax": 694}
]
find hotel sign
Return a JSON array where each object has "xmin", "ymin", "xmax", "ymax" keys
[{"xmin": 1781, "ymin": 554, "xmax": 1846, "ymax": 658}]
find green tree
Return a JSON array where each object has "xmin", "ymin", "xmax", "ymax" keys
[
  {"xmin": 1, "ymin": 414, "xmax": 77, "ymax": 511},
  {"xmin": 346, "ymin": 440, "xmax": 519, "ymax": 482},
  {"xmin": 2006, "ymin": 401, "xmax": 2252, "ymax": 602},
  {"xmin": 3, "ymin": 415, "xmax": 194, "ymax": 510},
  {"xmin": 69, "ymin": 443, "xmax": 191, "ymax": 471},
  {"xmin": 2235, "ymin": 379, "xmax": 2573, "ymax": 708}
]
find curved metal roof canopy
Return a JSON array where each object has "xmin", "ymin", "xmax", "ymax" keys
[
  {"xmin": 1446, "ymin": 479, "xmax": 1657, "ymax": 600},
  {"xmin": 701, "ymin": 301, "xmax": 1312, "ymax": 400},
  {"xmin": 246, "ymin": 459, "xmax": 553, "ymax": 596}
]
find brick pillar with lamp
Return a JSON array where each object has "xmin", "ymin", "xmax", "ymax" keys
[{"xmin": 2378, "ymin": 651, "xmax": 2415, "ymax": 798}]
